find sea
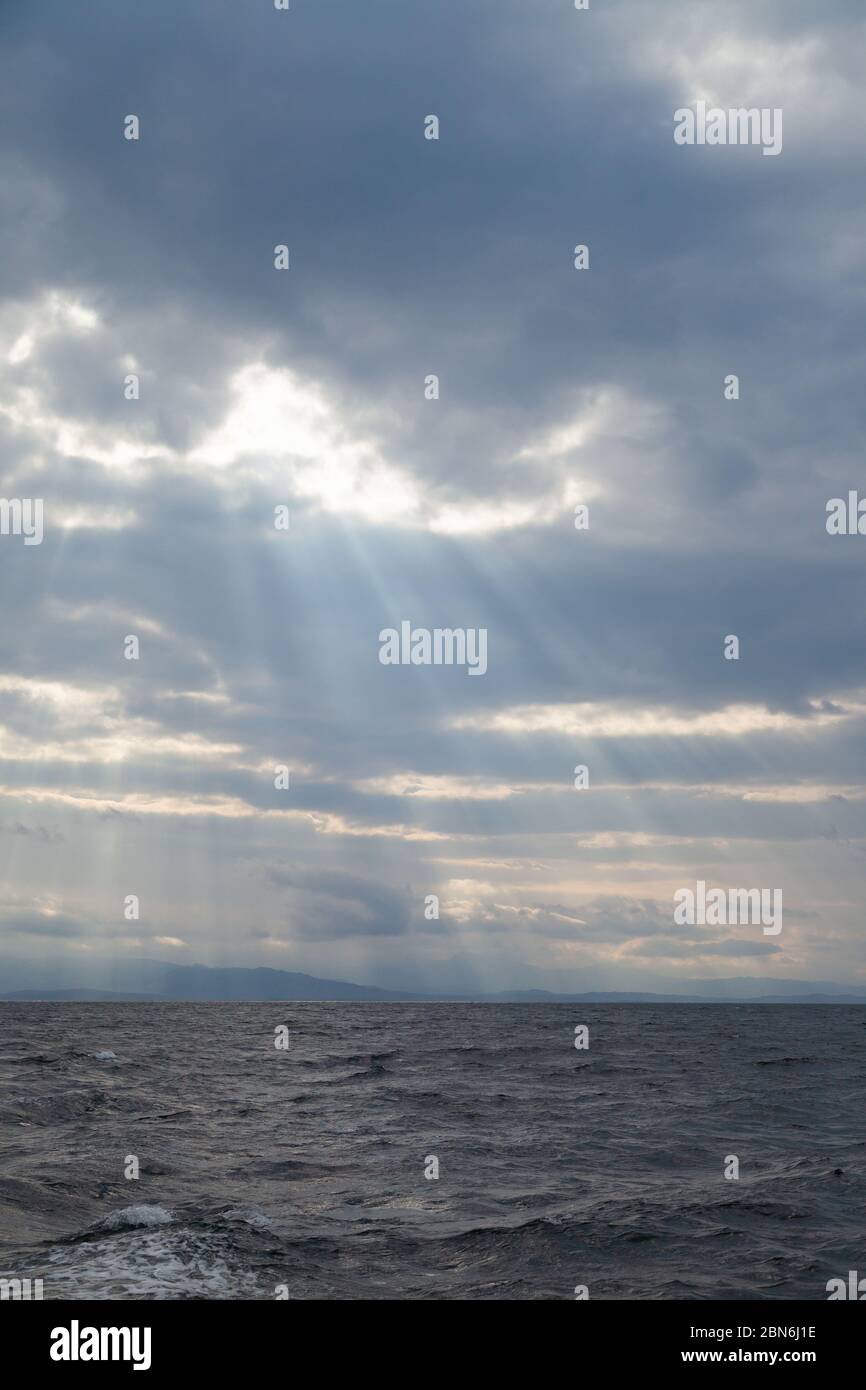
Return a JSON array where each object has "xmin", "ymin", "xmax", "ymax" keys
[{"xmin": 0, "ymin": 1002, "xmax": 863, "ymax": 1300}]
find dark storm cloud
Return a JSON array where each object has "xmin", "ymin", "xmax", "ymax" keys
[
  {"xmin": 261, "ymin": 864, "xmax": 414, "ymax": 939},
  {"xmin": 0, "ymin": 905, "xmax": 86, "ymax": 938},
  {"xmin": 1, "ymin": 0, "xmax": 862, "ymax": 500}
]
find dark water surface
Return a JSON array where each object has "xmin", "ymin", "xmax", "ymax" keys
[{"xmin": 1, "ymin": 1002, "xmax": 863, "ymax": 1300}]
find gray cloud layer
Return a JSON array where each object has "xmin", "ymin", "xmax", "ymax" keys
[{"xmin": 1, "ymin": 0, "xmax": 865, "ymax": 991}]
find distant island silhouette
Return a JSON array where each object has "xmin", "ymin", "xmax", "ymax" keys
[{"xmin": 2, "ymin": 958, "xmax": 866, "ymax": 1004}]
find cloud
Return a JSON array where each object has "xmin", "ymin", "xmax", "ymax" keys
[
  {"xmin": 262, "ymin": 865, "xmax": 415, "ymax": 939},
  {"xmin": 0, "ymin": 905, "xmax": 88, "ymax": 939},
  {"xmin": 0, "ymin": 0, "xmax": 865, "ymax": 990}
]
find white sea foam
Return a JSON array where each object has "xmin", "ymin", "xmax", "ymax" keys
[
  {"xmin": 92, "ymin": 1050, "xmax": 117, "ymax": 1061},
  {"xmin": 102, "ymin": 1205, "xmax": 173, "ymax": 1230},
  {"xmin": 47, "ymin": 1227, "xmax": 247, "ymax": 1299}
]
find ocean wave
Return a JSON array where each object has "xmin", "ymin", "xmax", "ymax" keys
[
  {"xmin": 100, "ymin": 1205, "xmax": 174, "ymax": 1232},
  {"xmin": 2, "ymin": 1000, "xmax": 865, "ymax": 1300},
  {"xmin": 45, "ymin": 1226, "xmax": 252, "ymax": 1300}
]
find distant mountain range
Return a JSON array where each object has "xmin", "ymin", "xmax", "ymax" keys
[{"xmin": 1, "ymin": 958, "xmax": 866, "ymax": 1003}]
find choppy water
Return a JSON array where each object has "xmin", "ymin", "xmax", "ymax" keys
[{"xmin": 0, "ymin": 1002, "xmax": 864, "ymax": 1300}]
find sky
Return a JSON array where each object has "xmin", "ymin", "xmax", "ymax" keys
[{"xmin": 1, "ymin": 0, "xmax": 865, "ymax": 994}]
